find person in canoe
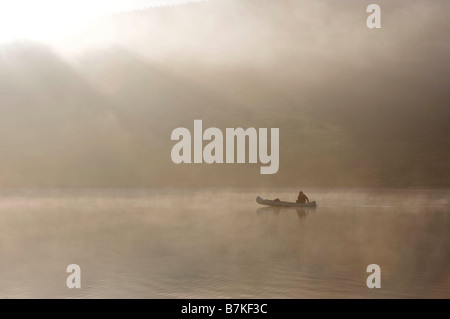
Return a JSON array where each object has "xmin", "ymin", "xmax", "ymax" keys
[{"xmin": 296, "ymin": 191, "xmax": 309, "ymax": 204}]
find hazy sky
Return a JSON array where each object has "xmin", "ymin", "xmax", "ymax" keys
[{"xmin": 0, "ymin": 0, "xmax": 209, "ymax": 43}]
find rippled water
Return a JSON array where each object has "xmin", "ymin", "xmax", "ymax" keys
[{"xmin": 0, "ymin": 188, "xmax": 449, "ymax": 298}]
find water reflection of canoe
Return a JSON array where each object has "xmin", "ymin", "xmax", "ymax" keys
[
  {"xmin": 256, "ymin": 196, "xmax": 317, "ymax": 207},
  {"xmin": 256, "ymin": 207, "xmax": 309, "ymax": 219}
]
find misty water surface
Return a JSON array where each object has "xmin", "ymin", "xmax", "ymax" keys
[{"xmin": 0, "ymin": 188, "xmax": 448, "ymax": 298}]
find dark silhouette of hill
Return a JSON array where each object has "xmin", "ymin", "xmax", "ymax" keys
[
  {"xmin": 0, "ymin": 0, "xmax": 448, "ymax": 187},
  {"xmin": 0, "ymin": 43, "xmax": 133, "ymax": 186}
]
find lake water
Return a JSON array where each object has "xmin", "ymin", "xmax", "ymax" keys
[{"xmin": 0, "ymin": 188, "xmax": 449, "ymax": 298}]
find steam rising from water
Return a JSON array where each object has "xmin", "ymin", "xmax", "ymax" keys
[{"xmin": 0, "ymin": 188, "xmax": 448, "ymax": 298}]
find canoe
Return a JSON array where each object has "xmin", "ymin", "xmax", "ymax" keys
[{"xmin": 256, "ymin": 196, "xmax": 316, "ymax": 208}]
